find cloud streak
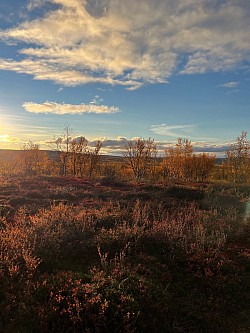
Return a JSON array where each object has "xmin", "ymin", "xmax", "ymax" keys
[
  {"xmin": 150, "ymin": 124, "xmax": 195, "ymax": 137},
  {"xmin": 0, "ymin": 0, "xmax": 249, "ymax": 88},
  {"xmin": 23, "ymin": 101, "xmax": 120, "ymax": 114},
  {"xmin": 219, "ymin": 81, "xmax": 239, "ymax": 88}
]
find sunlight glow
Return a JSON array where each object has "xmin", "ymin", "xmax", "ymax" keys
[
  {"xmin": 0, "ymin": 134, "xmax": 20, "ymax": 143},
  {"xmin": 0, "ymin": 134, "xmax": 9, "ymax": 142}
]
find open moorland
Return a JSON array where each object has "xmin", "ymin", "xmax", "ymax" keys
[
  {"xmin": 0, "ymin": 173, "xmax": 249, "ymax": 333},
  {"xmin": 0, "ymin": 133, "xmax": 250, "ymax": 332}
]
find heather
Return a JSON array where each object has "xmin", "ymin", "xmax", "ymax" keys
[{"xmin": 0, "ymin": 174, "xmax": 249, "ymax": 332}]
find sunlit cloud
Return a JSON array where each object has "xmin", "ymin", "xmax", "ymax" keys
[
  {"xmin": 0, "ymin": 0, "xmax": 249, "ymax": 88},
  {"xmin": 150, "ymin": 124, "xmax": 195, "ymax": 137},
  {"xmin": 23, "ymin": 101, "xmax": 120, "ymax": 114},
  {"xmin": 0, "ymin": 134, "xmax": 20, "ymax": 143},
  {"xmin": 0, "ymin": 58, "xmax": 141, "ymax": 88},
  {"xmin": 87, "ymin": 136, "xmax": 230, "ymax": 157}
]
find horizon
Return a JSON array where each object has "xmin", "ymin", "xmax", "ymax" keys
[
  {"xmin": 0, "ymin": 144, "xmax": 229, "ymax": 159},
  {"xmin": 0, "ymin": 0, "xmax": 249, "ymax": 156}
]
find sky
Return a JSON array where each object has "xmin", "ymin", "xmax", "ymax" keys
[{"xmin": 0, "ymin": 0, "xmax": 249, "ymax": 156}]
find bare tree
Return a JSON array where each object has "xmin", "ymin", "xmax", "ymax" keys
[
  {"xmin": 74, "ymin": 138, "xmax": 102, "ymax": 179},
  {"xmin": 51, "ymin": 124, "xmax": 74, "ymax": 176},
  {"xmin": 69, "ymin": 136, "xmax": 88, "ymax": 177},
  {"xmin": 85, "ymin": 140, "xmax": 102, "ymax": 180},
  {"xmin": 226, "ymin": 131, "xmax": 250, "ymax": 182},
  {"xmin": 51, "ymin": 125, "xmax": 102, "ymax": 179},
  {"xmin": 123, "ymin": 138, "xmax": 157, "ymax": 182}
]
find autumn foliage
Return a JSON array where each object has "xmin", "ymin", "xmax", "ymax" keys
[
  {"xmin": 2, "ymin": 131, "xmax": 249, "ymax": 185},
  {"xmin": 163, "ymin": 138, "xmax": 216, "ymax": 182},
  {"xmin": 0, "ymin": 131, "xmax": 249, "ymax": 331}
]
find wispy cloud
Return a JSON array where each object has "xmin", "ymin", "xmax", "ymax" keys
[
  {"xmin": 90, "ymin": 95, "xmax": 104, "ymax": 105},
  {"xmin": 0, "ymin": 58, "xmax": 141, "ymax": 88},
  {"xmin": 0, "ymin": 0, "xmax": 249, "ymax": 88},
  {"xmin": 23, "ymin": 101, "xmax": 120, "ymax": 114},
  {"xmin": 150, "ymin": 124, "xmax": 195, "ymax": 137},
  {"xmin": 219, "ymin": 81, "xmax": 239, "ymax": 88},
  {"xmin": 27, "ymin": 0, "xmax": 51, "ymax": 11}
]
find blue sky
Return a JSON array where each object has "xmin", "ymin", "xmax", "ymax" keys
[{"xmin": 0, "ymin": 0, "xmax": 249, "ymax": 156}]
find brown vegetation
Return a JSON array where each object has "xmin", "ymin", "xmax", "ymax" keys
[{"xmin": 0, "ymin": 131, "xmax": 249, "ymax": 332}]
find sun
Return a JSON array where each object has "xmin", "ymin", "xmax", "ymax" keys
[
  {"xmin": 0, "ymin": 134, "xmax": 9, "ymax": 142},
  {"xmin": 0, "ymin": 134, "xmax": 18, "ymax": 144}
]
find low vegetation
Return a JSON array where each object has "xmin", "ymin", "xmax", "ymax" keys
[{"xmin": 0, "ymin": 131, "xmax": 249, "ymax": 332}]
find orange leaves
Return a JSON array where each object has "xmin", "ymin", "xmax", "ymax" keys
[{"xmin": 164, "ymin": 138, "xmax": 215, "ymax": 181}]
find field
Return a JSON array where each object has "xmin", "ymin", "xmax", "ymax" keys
[{"xmin": 0, "ymin": 172, "xmax": 249, "ymax": 332}]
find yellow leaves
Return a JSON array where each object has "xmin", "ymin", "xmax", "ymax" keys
[{"xmin": 164, "ymin": 138, "xmax": 215, "ymax": 181}]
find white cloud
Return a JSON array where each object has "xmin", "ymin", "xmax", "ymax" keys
[
  {"xmin": 0, "ymin": 0, "xmax": 249, "ymax": 87},
  {"xmin": 219, "ymin": 81, "xmax": 239, "ymax": 88},
  {"xmin": 23, "ymin": 101, "xmax": 120, "ymax": 114},
  {"xmin": 150, "ymin": 124, "xmax": 195, "ymax": 137},
  {"xmin": 90, "ymin": 95, "xmax": 104, "ymax": 105}
]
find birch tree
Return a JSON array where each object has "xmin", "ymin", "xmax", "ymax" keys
[
  {"xmin": 226, "ymin": 131, "xmax": 250, "ymax": 183},
  {"xmin": 123, "ymin": 138, "xmax": 157, "ymax": 182}
]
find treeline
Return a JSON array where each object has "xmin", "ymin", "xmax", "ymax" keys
[{"xmin": 0, "ymin": 130, "xmax": 249, "ymax": 184}]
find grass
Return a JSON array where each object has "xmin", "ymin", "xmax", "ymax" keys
[{"xmin": 0, "ymin": 175, "xmax": 249, "ymax": 332}]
